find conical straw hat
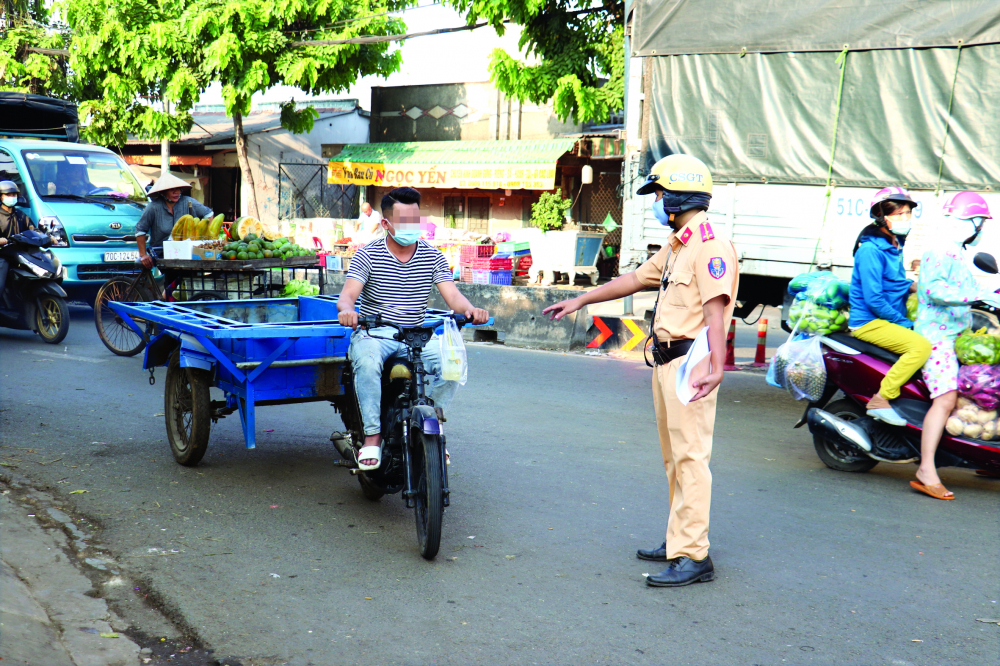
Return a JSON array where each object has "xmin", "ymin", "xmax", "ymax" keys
[{"xmin": 147, "ymin": 172, "xmax": 192, "ymax": 197}]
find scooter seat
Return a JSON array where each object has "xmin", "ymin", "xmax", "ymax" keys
[{"xmin": 826, "ymin": 332, "xmax": 901, "ymax": 365}]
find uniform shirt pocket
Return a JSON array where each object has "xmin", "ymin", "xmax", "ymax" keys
[{"xmin": 666, "ymin": 270, "xmax": 695, "ymax": 307}]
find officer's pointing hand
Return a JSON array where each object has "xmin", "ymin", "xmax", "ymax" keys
[
  {"xmin": 690, "ymin": 370, "xmax": 723, "ymax": 402},
  {"xmin": 542, "ymin": 297, "xmax": 582, "ymax": 321}
]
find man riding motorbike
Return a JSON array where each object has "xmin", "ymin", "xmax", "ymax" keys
[
  {"xmin": 911, "ymin": 192, "xmax": 999, "ymax": 500},
  {"xmin": 0, "ymin": 180, "xmax": 35, "ymax": 301},
  {"xmin": 336, "ymin": 186, "xmax": 489, "ymax": 471},
  {"xmin": 848, "ymin": 187, "xmax": 931, "ymax": 426}
]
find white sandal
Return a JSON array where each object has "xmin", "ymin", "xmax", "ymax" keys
[{"xmin": 356, "ymin": 444, "xmax": 382, "ymax": 471}]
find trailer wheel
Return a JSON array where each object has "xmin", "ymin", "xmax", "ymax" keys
[{"xmin": 164, "ymin": 351, "xmax": 211, "ymax": 466}]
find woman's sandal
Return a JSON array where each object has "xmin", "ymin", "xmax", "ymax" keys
[
  {"xmin": 909, "ymin": 480, "xmax": 955, "ymax": 500},
  {"xmin": 356, "ymin": 444, "xmax": 382, "ymax": 471}
]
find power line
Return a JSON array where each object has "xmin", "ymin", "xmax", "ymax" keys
[{"xmin": 291, "ymin": 19, "xmax": 507, "ymax": 48}]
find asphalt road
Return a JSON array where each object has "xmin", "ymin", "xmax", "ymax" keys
[{"xmin": 1, "ymin": 307, "xmax": 998, "ymax": 666}]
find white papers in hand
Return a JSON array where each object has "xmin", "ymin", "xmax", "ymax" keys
[{"xmin": 675, "ymin": 326, "xmax": 711, "ymax": 406}]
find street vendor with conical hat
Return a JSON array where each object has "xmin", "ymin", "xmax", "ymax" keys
[{"xmin": 136, "ymin": 172, "xmax": 213, "ymax": 268}]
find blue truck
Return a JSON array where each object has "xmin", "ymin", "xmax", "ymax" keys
[{"xmin": 0, "ymin": 93, "xmax": 150, "ymax": 303}]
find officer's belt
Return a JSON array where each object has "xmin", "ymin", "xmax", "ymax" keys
[{"xmin": 655, "ymin": 338, "xmax": 694, "ymax": 363}]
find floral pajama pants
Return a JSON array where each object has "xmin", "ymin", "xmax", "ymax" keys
[{"xmin": 922, "ymin": 337, "xmax": 960, "ymax": 399}]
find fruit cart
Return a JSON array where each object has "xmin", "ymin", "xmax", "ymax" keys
[{"xmin": 109, "ymin": 295, "xmax": 352, "ymax": 464}]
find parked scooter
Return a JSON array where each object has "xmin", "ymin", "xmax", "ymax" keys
[
  {"xmin": 0, "ymin": 230, "xmax": 70, "ymax": 344},
  {"xmin": 801, "ymin": 253, "xmax": 1000, "ymax": 476}
]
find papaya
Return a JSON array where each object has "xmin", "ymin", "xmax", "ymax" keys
[
  {"xmin": 208, "ymin": 213, "xmax": 225, "ymax": 239},
  {"xmin": 170, "ymin": 215, "xmax": 189, "ymax": 240}
]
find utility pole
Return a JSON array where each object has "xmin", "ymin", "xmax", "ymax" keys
[{"xmin": 160, "ymin": 98, "xmax": 170, "ymax": 177}]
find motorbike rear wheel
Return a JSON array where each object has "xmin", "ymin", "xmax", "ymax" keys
[
  {"xmin": 164, "ymin": 351, "xmax": 211, "ymax": 466},
  {"xmin": 412, "ymin": 428, "xmax": 444, "ymax": 560},
  {"xmin": 94, "ymin": 276, "xmax": 152, "ymax": 356},
  {"xmin": 35, "ymin": 294, "xmax": 69, "ymax": 344},
  {"xmin": 813, "ymin": 398, "xmax": 879, "ymax": 473}
]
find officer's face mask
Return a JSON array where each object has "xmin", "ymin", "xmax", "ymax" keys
[
  {"xmin": 652, "ymin": 190, "xmax": 698, "ymax": 230},
  {"xmin": 1, "ymin": 195, "xmax": 16, "ymax": 207}
]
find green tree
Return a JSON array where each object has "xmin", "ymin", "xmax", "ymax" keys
[
  {"xmin": 0, "ymin": 1, "xmax": 73, "ymax": 97},
  {"xmin": 446, "ymin": 0, "xmax": 624, "ymax": 124},
  {"xmin": 183, "ymin": 0, "xmax": 410, "ymax": 218},
  {"xmin": 62, "ymin": 0, "xmax": 204, "ymax": 147}
]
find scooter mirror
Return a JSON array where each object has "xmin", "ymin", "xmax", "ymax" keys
[{"xmin": 974, "ymin": 252, "xmax": 999, "ymax": 275}]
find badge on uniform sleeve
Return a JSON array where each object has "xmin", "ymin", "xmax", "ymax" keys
[{"xmin": 708, "ymin": 257, "xmax": 726, "ymax": 279}]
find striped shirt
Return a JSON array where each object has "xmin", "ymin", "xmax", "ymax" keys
[{"xmin": 346, "ymin": 238, "xmax": 453, "ymax": 327}]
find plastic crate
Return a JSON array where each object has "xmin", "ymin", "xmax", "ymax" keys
[
  {"xmin": 495, "ymin": 241, "xmax": 530, "ymax": 255},
  {"xmin": 472, "ymin": 269, "xmax": 513, "ymax": 285},
  {"xmin": 514, "ymin": 255, "xmax": 533, "ymax": 274},
  {"xmin": 460, "ymin": 244, "xmax": 496, "ymax": 262},
  {"xmin": 470, "ymin": 256, "xmax": 513, "ymax": 271},
  {"xmin": 460, "ymin": 267, "xmax": 474, "ymax": 283}
]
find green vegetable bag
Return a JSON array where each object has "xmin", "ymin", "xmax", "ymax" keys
[{"xmin": 955, "ymin": 328, "xmax": 1000, "ymax": 365}]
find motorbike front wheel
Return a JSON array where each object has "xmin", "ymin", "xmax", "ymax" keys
[
  {"xmin": 813, "ymin": 398, "xmax": 879, "ymax": 473},
  {"xmin": 35, "ymin": 294, "xmax": 69, "ymax": 344},
  {"xmin": 412, "ymin": 428, "xmax": 444, "ymax": 560}
]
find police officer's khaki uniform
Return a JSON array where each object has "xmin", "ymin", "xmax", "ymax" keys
[{"xmin": 635, "ymin": 214, "xmax": 739, "ymax": 561}]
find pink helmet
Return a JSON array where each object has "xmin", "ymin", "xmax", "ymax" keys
[
  {"xmin": 869, "ymin": 186, "xmax": 917, "ymax": 220},
  {"xmin": 942, "ymin": 191, "xmax": 992, "ymax": 220}
]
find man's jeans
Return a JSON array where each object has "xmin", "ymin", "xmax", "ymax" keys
[{"xmin": 348, "ymin": 327, "xmax": 458, "ymax": 436}]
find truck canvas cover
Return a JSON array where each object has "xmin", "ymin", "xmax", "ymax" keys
[{"xmin": 632, "ymin": 0, "xmax": 1000, "ymax": 189}]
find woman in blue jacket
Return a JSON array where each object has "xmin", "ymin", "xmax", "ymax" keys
[{"xmin": 849, "ymin": 188, "xmax": 931, "ymax": 425}]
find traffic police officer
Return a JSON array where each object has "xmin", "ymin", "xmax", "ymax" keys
[{"xmin": 543, "ymin": 154, "xmax": 739, "ymax": 587}]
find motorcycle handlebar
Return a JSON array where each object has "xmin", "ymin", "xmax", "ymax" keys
[{"xmin": 357, "ymin": 313, "xmax": 473, "ymax": 330}]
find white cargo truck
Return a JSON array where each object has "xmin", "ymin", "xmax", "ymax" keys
[{"xmin": 618, "ymin": 0, "xmax": 1000, "ymax": 321}]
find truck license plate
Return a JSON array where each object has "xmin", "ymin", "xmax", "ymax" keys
[{"xmin": 104, "ymin": 251, "xmax": 140, "ymax": 262}]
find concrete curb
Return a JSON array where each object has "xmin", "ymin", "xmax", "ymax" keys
[{"xmin": 0, "ymin": 490, "xmax": 143, "ymax": 666}]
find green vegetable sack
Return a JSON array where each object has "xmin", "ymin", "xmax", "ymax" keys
[
  {"xmin": 955, "ymin": 328, "xmax": 1000, "ymax": 365},
  {"xmin": 281, "ymin": 279, "xmax": 320, "ymax": 297},
  {"xmin": 906, "ymin": 293, "xmax": 918, "ymax": 321}
]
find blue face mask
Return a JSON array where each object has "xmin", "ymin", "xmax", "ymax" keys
[
  {"xmin": 652, "ymin": 199, "xmax": 671, "ymax": 226},
  {"xmin": 390, "ymin": 228, "xmax": 421, "ymax": 246}
]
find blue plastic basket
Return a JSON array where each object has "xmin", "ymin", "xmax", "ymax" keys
[{"xmin": 472, "ymin": 269, "xmax": 512, "ymax": 285}]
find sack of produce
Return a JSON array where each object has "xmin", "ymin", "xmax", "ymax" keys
[
  {"xmin": 787, "ymin": 299, "xmax": 848, "ymax": 335},
  {"xmin": 954, "ymin": 328, "xmax": 1000, "ymax": 365},
  {"xmin": 800, "ymin": 272, "xmax": 851, "ymax": 311},
  {"xmin": 957, "ymin": 364, "xmax": 1000, "ymax": 410},
  {"xmin": 767, "ymin": 332, "xmax": 827, "ymax": 401},
  {"xmin": 280, "ymin": 279, "xmax": 320, "ymax": 297},
  {"xmin": 787, "ymin": 271, "xmax": 833, "ymax": 297},
  {"xmin": 945, "ymin": 396, "xmax": 999, "ymax": 441},
  {"xmin": 906, "ymin": 292, "xmax": 918, "ymax": 322}
]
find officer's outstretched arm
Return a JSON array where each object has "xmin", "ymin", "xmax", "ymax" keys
[
  {"xmin": 690, "ymin": 295, "xmax": 728, "ymax": 401},
  {"xmin": 542, "ymin": 271, "xmax": 644, "ymax": 321}
]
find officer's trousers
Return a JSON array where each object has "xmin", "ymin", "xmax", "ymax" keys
[{"xmin": 652, "ymin": 356, "xmax": 717, "ymax": 561}]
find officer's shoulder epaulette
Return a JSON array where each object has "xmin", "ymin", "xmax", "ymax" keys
[{"xmin": 699, "ymin": 221, "xmax": 715, "ymax": 242}]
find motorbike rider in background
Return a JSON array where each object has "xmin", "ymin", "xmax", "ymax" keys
[
  {"xmin": 0, "ymin": 180, "xmax": 34, "ymax": 301},
  {"xmin": 912, "ymin": 192, "xmax": 999, "ymax": 500},
  {"xmin": 849, "ymin": 188, "xmax": 930, "ymax": 426}
]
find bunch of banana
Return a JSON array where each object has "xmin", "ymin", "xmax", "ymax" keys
[{"xmin": 169, "ymin": 213, "xmax": 226, "ymax": 241}]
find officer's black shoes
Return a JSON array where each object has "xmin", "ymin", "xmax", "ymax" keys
[
  {"xmin": 636, "ymin": 541, "xmax": 667, "ymax": 562},
  {"xmin": 646, "ymin": 555, "xmax": 715, "ymax": 587}
]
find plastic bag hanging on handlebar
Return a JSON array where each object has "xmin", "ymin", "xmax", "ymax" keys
[{"xmin": 439, "ymin": 317, "xmax": 468, "ymax": 385}]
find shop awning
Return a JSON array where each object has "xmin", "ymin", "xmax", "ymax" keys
[{"xmin": 326, "ymin": 139, "xmax": 577, "ymax": 190}]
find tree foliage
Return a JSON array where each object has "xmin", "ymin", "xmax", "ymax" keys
[
  {"xmin": 0, "ymin": 1, "xmax": 73, "ymax": 98},
  {"xmin": 62, "ymin": 0, "xmax": 205, "ymax": 146},
  {"xmin": 447, "ymin": 0, "xmax": 624, "ymax": 124}
]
